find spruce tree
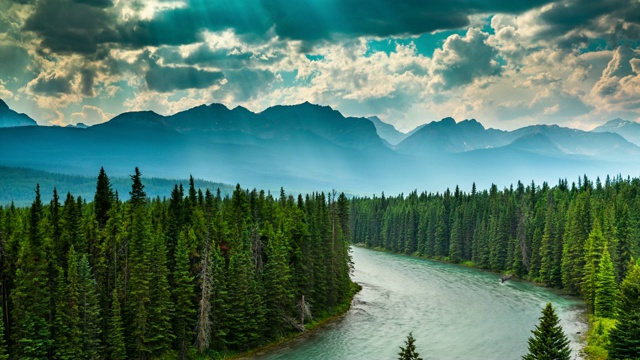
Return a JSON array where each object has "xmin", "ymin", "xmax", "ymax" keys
[
  {"xmin": 129, "ymin": 167, "xmax": 146, "ymax": 208},
  {"xmin": 608, "ymin": 261, "xmax": 640, "ymax": 359},
  {"xmin": 173, "ymin": 230, "xmax": 195, "ymax": 359},
  {"xmin": 94, "ymin": 167, "xmax": 114, "ymax": 229},
  {"xmin": 594, "ymin": 245, "xmax": 617, "ymax": 318},
  {"xmin": 106, "ymin": 290, "xmax": 126, "ymax": 360},
  {"xmin": 398, "ymin": 332, "xmax": 423, "ymax": 360},
  {"xmin": 77, "ymin": 254, "xmax": 102, "ymax": 358},
  {"xmin": 522, "ymin": 303, "xmax": 571, "ymax": 360}
]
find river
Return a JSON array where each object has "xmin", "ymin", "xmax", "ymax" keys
[{"xmin": 252, "ymin": 246, "xmax": 586, "ymax": 360}]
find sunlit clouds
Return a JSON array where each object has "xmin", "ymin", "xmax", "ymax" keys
[{"xmin": 0, "ymin": 0, "xmax": 638, "ymax": 130}]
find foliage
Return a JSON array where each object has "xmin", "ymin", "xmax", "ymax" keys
[
  {"xmin": 608, "ymin": 261, "xmax": 640, "ymax": 359},
  {"xmin": 582, "ymin": 317, "xmax": 616, "ymax": 360},
  {"xmin": 522, "ymin": 303, "xmax": 571, "ymax": 360},
  {"xmin": 398, "ymin": 332, "xmax": 423, "ymax": 360},
  {"xmin": 0, "ymin": 167, "xmax": 354, "ymax": 357}
]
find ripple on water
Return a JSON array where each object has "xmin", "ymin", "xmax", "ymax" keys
[{"xmin": 259, "ymin": 247, "xmax": 586, "ymax": 360}]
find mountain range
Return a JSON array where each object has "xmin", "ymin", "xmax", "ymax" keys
[{"xmin": 1, "ymin": 99, "xmax": 640, "ymax": 198}]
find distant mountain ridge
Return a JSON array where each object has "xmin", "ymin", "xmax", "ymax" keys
[
  {"xmin": 1, "ymin": 99, "xmax": 639, "ymax": 195},
  {"xmin": 396, "ymin": 117, "xmax": 640, "ymax": 160},
  {"xmin": 0, "ymin": 99, "xmax": 37, "ymax": 128},
  {"xmin": 367, "ymin": 116, "xmax": 408, "ymax": 146},
  {"xmin": 592, "ymin": 118, "xmax": 640, "ymax": 146}
]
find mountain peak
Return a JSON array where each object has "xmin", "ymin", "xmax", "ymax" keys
[
  {"xmin": 440, "ymin": 117, "xmax": 456, "ymax": 126},
  {"xmin": 0, "ymin": 99, "xmax": 38, "ymax": 128}
]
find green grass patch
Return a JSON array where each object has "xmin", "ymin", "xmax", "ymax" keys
[{"xmin": 582, "ymin": 316, "xmax": 616, "ymax": 359}]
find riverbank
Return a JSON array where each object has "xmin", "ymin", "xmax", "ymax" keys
[
  {"xmin": 228, "ymin": 281, "xmax": 362, "ymax": 360},
  {"xmin": 355, "ymin": 243, "xmax": 589, "ymax": 358}
]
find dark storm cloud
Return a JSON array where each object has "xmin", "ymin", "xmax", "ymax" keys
[
  {"xmin": 249, "ymin": 0, "xmax": 556, "ymax": 42},
  {"xmin": 80, "ymin": 68, "xmax": 96, "ymax": 96},
  {"xmin": 0, "ymin": 45, "xmax": 32, "ymax": 80},
  {"xmin": 29, "ymin": 74, "xmax": 73, "ymax": 95},
  {"xmin": 22, "ymin": 0, "xmax": 117, "ymax": 54},
  {"xmin": 21, "ymin": 0, "xmax": 556, "ymax": 55},
  {"xmin": 536, "ymin": 0, "xmax": 640, "ymax": 46},
  {"xmin": 74, "ymin": 0, "xmax": 113, "ymax": 8},
  {"xmin": 144, "ymin": 65, "xmax": 224, "ymax": 92}
]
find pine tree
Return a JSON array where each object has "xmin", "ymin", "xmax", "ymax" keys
[
  {"xmin": 594, "ymin": 245, "xmax": 617, "ymax": 318},
  {"xmin": 195, "ymin": 228, "xmax": 213, "ymax": 354},
  {"xmin": 77, "ymin": 254, "xmax": 102, "ymax": 358},
  {"xmin": 146, "ymin": 229, "xmax": 174, "ymax": 356},
  {"xmin": 581, "ymin": 222, "xmax": 605, "ymax": 314},
  {"xmin": 398, "ymin": 332, "xmax": 423, "ymax": 360},
  {"xmin": 106, "ymin": 290, "xmax": 126, "ymax": 360},
  {"xmin": 608, "ymin": 261, "xmax": 640, "ymax": 359},
  {"xmin": 12, "ymin": 185, "xmax": 52, "ymax": 359},
  {"xmin": 173, "ymin": 230, "xmax": 195, "ymax": 359},
  {"xmin": 94, "ymin": 167, "xmax": 114, "ymax": 229},
  {"xmin": 53, "ymin": 265, "xmax": 72, "ymax": 360},
  {"xmin": 263, "ymin": 226, "xmax": 293, "ymax": 339},
  {"xmin": 129, "ymin": 167, "xmax": 146, "ymax": 208},
  {"xmin": 522, "ymin": 303, "xmax": 571, "ymax": 360}
]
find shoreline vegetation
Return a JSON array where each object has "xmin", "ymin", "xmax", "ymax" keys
[
  {"xmin": 229, "ymin": 281, "xmax": 362, "ymax": 359},
  {"xmin": 349, "ymin": 177, "xmax": 640, "ymax": 359}
]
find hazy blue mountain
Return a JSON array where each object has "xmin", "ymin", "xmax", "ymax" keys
[
  {"xmin": 0, "ymin": 99, "xmax": 37, "ymax": 128},
  {"xmin": 396, "ymin": 117, "xmax": 508, "ymax": 155},
  {"xmin": 2, "ymin": 101, "xmax": 640, "ymax": 196},
  {"xmin": 367, "ymin": 116, "xmax": 407, "ymax": 146},
  {"xmin": 397, "ymin": 117, "xmax": 640, "ymax": 161},
  {"xmin": 592, "ymin": 118, "xmax": 640, "ymax": 146},
  {"xmin": 0, "ymin": 102, "xmax": 398, "ymax": 194},
  {"xmin": 510, "ymin": 124, "xmax": 640, "ymax": 159}
]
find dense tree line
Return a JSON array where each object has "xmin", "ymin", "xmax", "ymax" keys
[
  {"xmin": 0, "ymin": 167, "xmax": 355, "ymax": 359},
  {"xmin": 351, "ymin": 175, "xmax": 640, "ymax": 358}
]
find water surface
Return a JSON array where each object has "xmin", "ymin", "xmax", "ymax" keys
[{"xmin": 255, "ymin": 247, "xmax": 585, "ymax": 360}]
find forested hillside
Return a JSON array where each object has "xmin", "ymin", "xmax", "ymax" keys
[
  {"xmin": 0, "ymin": 168, "xmax": 355, "ymax": 359},
  {"xmin": 351, "ymin": 175, "xmax": 640, "ymax": 357},
  {"xmin": 0, "ymin": 165, "xmax": 235, "ymax": 207}
]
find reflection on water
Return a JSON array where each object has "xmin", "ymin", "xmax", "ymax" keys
[{"xmin": 253, "ymin": 247, "xmax": 586, "ymax": 360}]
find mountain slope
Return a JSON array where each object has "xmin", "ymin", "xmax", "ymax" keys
[
  {"xmin": 0, "ymin": 102, "xmax": 397, "ymax": 194},
  {"xmin": 592, "ymin": 118, "xmax": 640, "ymax": 146},
  {"xmin": 396, "ymin": 117, "xmax": 508, "ymax": 155},
  {"xmin": 397, "ymin": 117, "xmax": 640, "ymax": 161},
  {"xmin": 1, "ymin": 101, "xmax": 640, "ymax": 195},
  {"xmin": 368, "ymin": 116, "xmax": 407, "ymax": 146},
  {"xmin": 0, "ymin": 99, "xmax": 37, "ymax": 127}
]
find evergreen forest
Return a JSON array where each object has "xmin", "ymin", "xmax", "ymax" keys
[
  {"xmin": 0, "ymin": 167, "xmax": 356, "ymax": 359},
  {"xmin": 351, "ymin": 175, "xmax": 640, "ymax": 358}
]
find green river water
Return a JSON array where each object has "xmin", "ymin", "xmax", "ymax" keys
[{"xmin": 252, "ymin": 246, "xmax": 586, "ymax": 360}]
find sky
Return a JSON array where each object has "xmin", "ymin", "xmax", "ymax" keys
[{"xmin": 0, "ymin": 0, "xmax": 639, "ymax": 132}]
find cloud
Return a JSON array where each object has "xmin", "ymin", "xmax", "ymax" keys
[
  {"xmin": 0, "ymin": 45, "xmax": 33, "ymax": 82},
  {"xmin": 22, "ymin": 0, "xmax": 119, "ymax": 54},
  {"xmin": 592, "ymin": 45, "xmax": 640, "ymax": 110},
  {"xmin": 222, "ymin": 69, "xmax": 276, "ymax": 102},
  {"xmin": 265, "ymin": 0, "xmax": 553, "ymax": 43},
  {"xmin": 429, "ymin": 28, "xmax": 501, "ymax": 91},
  {"xmin": 144, "ymin": 65, "xmax": 224, "ymax": 92},
  {"xmin": 70, "ymin": 104, "xmax": 111, "ymax": 125},
  {"xmin": 27, "ymin": 72, "xmax": 74, "ymax": 95}
]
